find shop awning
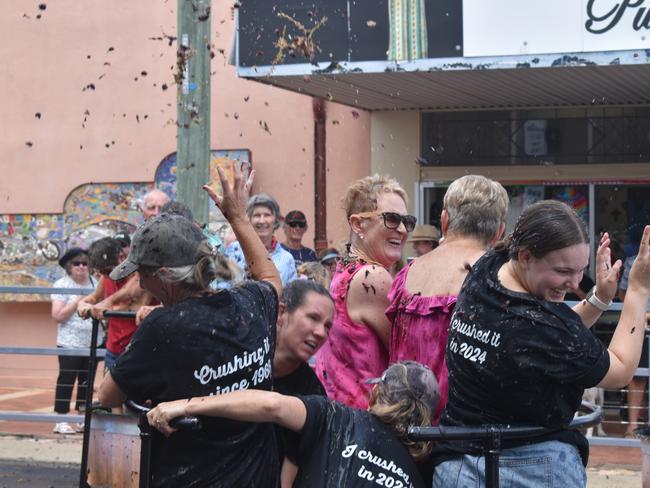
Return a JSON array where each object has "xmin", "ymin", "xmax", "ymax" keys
[
  {"xmin": 237, "ymin": 52, "xmax": 650, "ymax": 111},
  {"xmin": 235, "ymin": 0, "xmax": 650, "ymax": 111}
]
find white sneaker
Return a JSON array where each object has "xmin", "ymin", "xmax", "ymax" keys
[
  {"xmin": 53, "ymin": 422, "xmax": 75, "ymax": 434},
  {"xmin": 74, "ymin": 422, "xmax": 85, "ymax": 433}
]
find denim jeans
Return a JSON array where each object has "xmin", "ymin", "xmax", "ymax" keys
[
  {"xmin": 432, "ymin": 440, "xmax": 586, "ymax": 488},
  {"xmin": 103, "ymin": 349, "xmax": 120, "ymax": 373}
]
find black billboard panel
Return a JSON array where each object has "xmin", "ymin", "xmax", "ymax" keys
[
  {"xmin": 238, "ymin": 1, "xmax": 349, "ymax": 67},
  {"xmin": 348, "ymin": 0, "xmax": 462, "ymax": 61},
  {"xmin": 239, "ymin": 0, "xmax": 463, "ymax": 67}
]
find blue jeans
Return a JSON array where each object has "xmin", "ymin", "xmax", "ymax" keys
[
  {"xmin": 103, "ymin": 349, "xmax": 120, "ymax": 373},
  {"xmin": 432, "ymin": 441, "xmax": 586, "ymax": 488}
]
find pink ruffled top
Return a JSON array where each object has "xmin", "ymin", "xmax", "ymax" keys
[
  {"xmin": 386, "ymin": 264, "xmax": 457, "ymax": 423},
  {"xmin": 315, "ymin": 260, "xmax": 388, "ymax": 410}
]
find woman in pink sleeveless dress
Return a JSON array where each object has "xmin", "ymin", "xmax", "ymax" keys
[
  {"xmin": 316, "ymin": 175, "xmax": 416, "ymax": 409},
  {"xmin": 386, "ymin": 175, "xmax": 509, "ymax": 422}
]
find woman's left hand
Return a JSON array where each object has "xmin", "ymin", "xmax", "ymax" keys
[
  {"xmin": 146, "ymin": 399, "xmax": 189, "ymax": 437},
  {"xmin": 595, "ymin": 232, "xmax": 622, "ymax": 303}
]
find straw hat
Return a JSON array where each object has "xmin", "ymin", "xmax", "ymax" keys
[{"xmin": 407, "ymin": 224, "xmax": 440, "ymax": 243}]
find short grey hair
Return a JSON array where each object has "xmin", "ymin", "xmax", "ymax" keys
[
  {"xmin": 246, "ymin": 193, "xmax": 281, "ymax": 229},
  {"xmin": 443, "ymin": 175, "xmax": 509, "ymax": 245},
  {"xmin": 142, "ymin": 188, "xmax": 170, "ymax": 206}
]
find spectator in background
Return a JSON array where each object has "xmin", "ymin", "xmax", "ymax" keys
[
  {"xmin": 92, "ymin": 202, "xmax": 164, "ymax": 325},
  {"xmin": 296, "ymin": 261, "xmax": 331, "ymax": 290},
  {"xmin": 318, "ymin": 247, "xmax": 340, "ymax": 276},
  {"xmin": 408, "ymin": 224, "xmax": 440, "ymax": 257},
  {"xmin": 51, "ymin": 247, "xmax": 100, "ymax": 434},
  {"xmin": 78, "ymin": 238, "xmax": 149, "ymax": 372},
  {"xmin": 113, "ymin": 231, "xmax": 131, "ymax": 255},
  {"xmin": 141, "ymin": 189, "xmax": 170, "ymax": 221},
  {"xmin": 281, "ymin": 210, "xmax": 317, "ymax": 266},
  {"xmin": 226, "ymin": 193, "xmax": 297, "ymax": 286}
]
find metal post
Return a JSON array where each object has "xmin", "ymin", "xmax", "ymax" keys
[
  {"xmin": 177, "ymin": 0, "xmax": 212, "ymax": 226},
  {"xmin": 138, "ymin": 413, "xmax": 153, "ymax": 488},
  {"xmin": 484, "ymin": 426, "xmax": 501, "ymax": 488},
  {"xmin": 78, "ymin": 318, "xmax": 101, "ymax": 488}
]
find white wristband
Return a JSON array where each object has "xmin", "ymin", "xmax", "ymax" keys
[{"xmin": 586, "ymin": 286, "xmax": 611, "ymax": 312}]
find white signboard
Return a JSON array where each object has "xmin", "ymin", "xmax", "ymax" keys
[
  {"xmin": 523, "ymin": 120, "xmax": 547, "ymax": 156},
  {"xmin": 463, "ymin": 0, "xmax": 650, "ymax": 57}
]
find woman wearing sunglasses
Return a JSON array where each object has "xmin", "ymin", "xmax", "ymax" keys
[
  {"xmin": 386, "ymin": 175, "xmax": 508, "ymax": 423},
  {"xmin": 315, "ymin": 174, "xmax": 416, "ymax": 409},
  {"xmin": 51, "ymin": 247, "xmax": 100, "ymax": 434}
]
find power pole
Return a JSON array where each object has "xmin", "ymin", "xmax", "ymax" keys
[
  {"xmin": 313, "ymin": 98, "xmax": 328, "ymax": 253},
  {"xmin": 176, "ymin": 0, "xmax": 211, "ymax": 225}
]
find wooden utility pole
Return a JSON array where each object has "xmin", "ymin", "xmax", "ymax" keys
[
  {"xmin": 313, "ymin": 98, "xmax": 328, "ymax": 252},
  {"xmin": 176, "ymin": 0, "xmax": 211, "ymax": 225}
]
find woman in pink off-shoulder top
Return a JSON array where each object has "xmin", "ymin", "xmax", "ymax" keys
[
  {"xmin": 386, "ymin": 175, "xmax": 509, "ymax": 422},
  {"xmin": 316, "ymin": 174, "xmax": 416, "ymax": 409}
]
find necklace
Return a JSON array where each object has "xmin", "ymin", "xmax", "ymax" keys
[{"xmin": 346, "ymin": 245, "xmax": 384, "ymax": 267}]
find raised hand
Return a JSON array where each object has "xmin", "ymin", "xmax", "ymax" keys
[
  {"xmin": 628, "ymin": 226, "xmax": 650, "ymax": 294},
  {"xmin": 594, "ymin": 232, "xmax": 622, "ymax": 303},
  {"xmin": 202, "ymin": 162, "xmax": 254, "ymax": 223}
]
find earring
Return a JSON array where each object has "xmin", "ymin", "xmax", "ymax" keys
[{"xmin": 359, "ymin": 234, "xmax": 364, "ymax": 240}]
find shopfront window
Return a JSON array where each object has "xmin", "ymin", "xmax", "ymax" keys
[
  {"xmin": 595, "ymin": 185, "xmax": 650, "ymax": 266},
  {"xmin": 420, "ymin": 108, "xmax": 650, "ymax": 166},
  {"xmin": 420, "ymin": 182, "xmax": 650, "ymax": 276}
]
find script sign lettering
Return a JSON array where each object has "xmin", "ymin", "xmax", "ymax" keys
[{"xmin": 586, "ymin": 0, "xmax": 650, "ymax": 34}]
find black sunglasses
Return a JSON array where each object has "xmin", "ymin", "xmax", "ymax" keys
[
  {"xmin": 70, "ymin": 261, "xmax": 89, "ymax": 267},
  {"xmin": 356, "ymin": 211, "xmax": 417, "ymax": 232},
  {"xmin": 287, "ymin": 221, "xmax": 307, "ymax": 229}
]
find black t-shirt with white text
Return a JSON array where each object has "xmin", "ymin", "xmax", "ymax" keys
[
  {"xmin": 440, "ymin": 251, "xmax": 610, "ymax": 465},
  {"xmin": 294, "ymin": 395, "xmax": 425, "ymax": 488},
  {"xmin": 111, "ymin": 281, "xmax": 279, "ymax": 488},
  {"xmin": 274, "ymin": 362, "xmax": 325, "ymax": 464},
  {"xmin": 275, "ymin": 361, "xmax": 325, "ymax": 397}
]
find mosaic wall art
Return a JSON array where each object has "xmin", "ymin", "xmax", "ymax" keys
[{"xmin": 0, "ymin": 149, "xmax": 250, "ymax": 301}]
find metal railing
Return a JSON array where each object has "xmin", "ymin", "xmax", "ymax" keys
[
  {"xmin": 0, "ymin": 288, "xmax": 646, "ymax": 450},
  {"xmin": 0, "ymin": 285, "xmax": 103, "ymax": 424},
  {"xmin": 408, "ymin": 401, "xmax": 602, "ymax": 488}
]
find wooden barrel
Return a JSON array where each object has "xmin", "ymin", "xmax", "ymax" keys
[{"xmin": 87, "ymin": 412, "xmax": 141, "ymax": 487}]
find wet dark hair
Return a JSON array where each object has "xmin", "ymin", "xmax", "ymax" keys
[
  {"xmin": 88, "ymin": 237, "xmax": 122, "ymax": 270},
  {"xmin": 498, "ymin": 200, "xmax": 589, "ymax": 260},
  {"xmin": 281, "ymin": 279, "xmax": 332, "ymax": 313},
  {"xmin": 161, "ymin": 201, "xmax": 194, "ymax": 222}
]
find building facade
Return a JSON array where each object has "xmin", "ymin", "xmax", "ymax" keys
[{"xmin": 238, "ymin": 0, "xmax": 650, "ymax": 272}]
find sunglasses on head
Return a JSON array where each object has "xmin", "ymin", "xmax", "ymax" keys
[
  {"xmin": 70, "ymin": 261, "xmax": 88, "ymax": 267},
  {"xmin": 287, "ymin": 221, "xmax": 307, "ymax": 229},
  {"xmin": 356, "ymin": 211, "xmax": 417, "ymax": 232}
]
